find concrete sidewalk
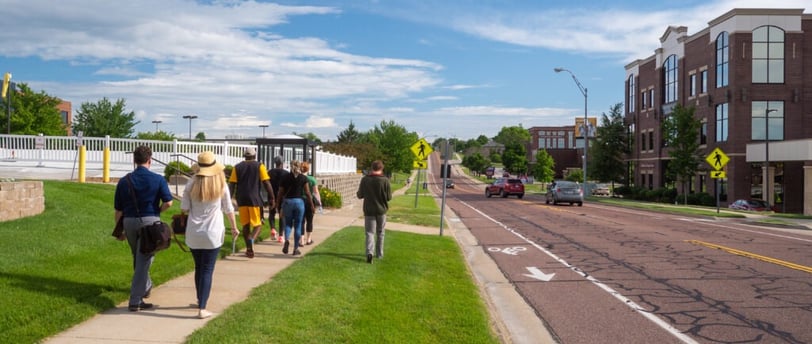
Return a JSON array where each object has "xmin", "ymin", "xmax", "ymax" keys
[{"xmin": 28, "ymin": 164, "xmax": 553, "ymax": 344}]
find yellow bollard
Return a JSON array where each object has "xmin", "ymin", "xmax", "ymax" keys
[
  {"xmin": 78, "ymin": 146, "xmax": 86, "ymax": 183},
  {"xmin": 103, "ymin": 147, "xmax": 110, "ymax": 183}
]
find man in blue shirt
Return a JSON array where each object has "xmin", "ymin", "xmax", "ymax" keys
[{"xmin": 114, "ymin": 145, "xmax": 174, "ymax": 311}]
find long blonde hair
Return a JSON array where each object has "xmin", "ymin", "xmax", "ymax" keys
[
  {"xmin": 190, "ymin": 173, "xmax": 227, "ymax": 202},
  {"xmin": 290, "ymin": 160, "xmax": 302, "ymax": 177}
]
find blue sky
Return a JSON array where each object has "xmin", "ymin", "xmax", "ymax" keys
[{"xmin": 0, "ymin": 0, "xmax": 808, "ymax": 141}]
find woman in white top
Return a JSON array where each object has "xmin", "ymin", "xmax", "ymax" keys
[{"xmin": 181, "ymin": 151, "xmax": 239, "ymax": 319}]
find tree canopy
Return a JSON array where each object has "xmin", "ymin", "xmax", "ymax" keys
[
  {"xmin": 662, "ymin": 104, "xmax": 702, "ymax": 203},
  {"xmin": 1, "ymin": 83, "xmax": 65, "ymax": 135},
  {"xmin": 589, "ymin": 103, "xmax": 628, "ymax": 184},
  {"xmin": 72, "ymin": 97, "xmax": 138, "ymax": 138}
]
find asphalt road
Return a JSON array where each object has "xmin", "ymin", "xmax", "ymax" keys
[{"xmin": 431, "ymin": 157, "xmax": 812, "ymax": 344}]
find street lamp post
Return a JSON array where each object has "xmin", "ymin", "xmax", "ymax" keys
[
  {"xmin": 259, "ymin": 124, "xmax": 269, "ymax": 137},
  {"xmin": 764, "ymin": 108, "xmax": 777, "ymax": 208},
  {"xmin": 555, "ymin": 67, "xmax": 589, "ymax": 193},
  {"xmin": 182, "ymin": 115, "xmax": 198, "ymax": 140},
  {"xmin": 152, "ymin": 120, "xmax": 162, "ymax": 131}
]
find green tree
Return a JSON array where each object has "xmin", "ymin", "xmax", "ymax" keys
[
  {"xmin": 336, "ymin": 121, "xmax": 361, "ymax": 143},
  {"xmin": 493, "ymin": 125, "xmax": 530, "ymax": 174},
  {"xmin": 590, "ymin": 103, "xmax": 628, "ymax": 189},
  {"xmin": 476, "ymin": 134, "xmax": 489, "ymax": 146},
  {"xmin": 360, "ymin": 120, "xmax": 417, "ymax": 174},
  {"xmin": 462, "ymin": 152, "xmax": 489, "ymax": 176},
  {"xmin": 531, "ymin": 149, "xmax": 555, "ymax": 184},
  {"xmin": 501, "ymin": 142, "xmax": 527, "ymax": 175},
  {"xmin": 1, "ymin": 83, "xmax": 65, "ymax": 135},
  {"xmin": 194, "ymin": 132, "xmax": 206, "ymax": 141},
  {"xmin": 73, "ymin": 98, "xmax": 138, "ymax": 138},
  {"xmin": 136, "ymin": 130, "xmax": 177, "ymax": 141},
  {"xmin": 662, "ymin": 104, "xmax": 702, "ymax": 204},
  {"xmin": 566, "ymin": 169, "xmax": 583, "ymax": 183}
]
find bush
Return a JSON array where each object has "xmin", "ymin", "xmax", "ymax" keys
[
  {"xmin": 164, "ymin": 161, "xmax": 192, "ymax": 180},
  {"xmin": 319, "ymin": 185, "xmax": 342, "ymax": 208}
]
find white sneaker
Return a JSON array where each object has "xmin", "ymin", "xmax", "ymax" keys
[{"xmin": 198, "ymin": 309, "xmax": 213, "ymax": 319}]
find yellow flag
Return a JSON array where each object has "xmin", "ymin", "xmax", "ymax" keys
[{"xmin": 1, "ymin": 72, "xmax": 10, "ymax": 100}]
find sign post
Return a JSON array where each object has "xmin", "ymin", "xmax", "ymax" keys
[
  {"xmin": 705, "ymin": 147, "xmax": 729, "ymax": 213},
  {"xmin": 410, "ymin": 138, "xmax": 433, "ymax": 208}
]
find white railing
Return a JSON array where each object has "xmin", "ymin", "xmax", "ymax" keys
[{"xmin": 0, "ymin": 134, "xmax": 356, "ymax": 175}]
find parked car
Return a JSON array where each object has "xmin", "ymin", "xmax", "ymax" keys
[
  {"xmin": 545, "ymin": 180, "xmax": 584, "ymax": 206},
  {"xmin": 485, "ymin": 178, "xmax": 525, "ymax": 198},
  {"xmin": 592, "ymin": 183, "xmax": 610, "ymax": 196},
  {"xmin": 445, "ymin": 179, "xmax": 455, "ymax": 189},
  {"xmin": 728, "ymin": 199, "xmax": 772, "ymax": 211}
]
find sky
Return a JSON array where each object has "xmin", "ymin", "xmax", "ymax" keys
[{"xmin": 0, "ymin": 0, "xmax": 808, "ymax": 142}]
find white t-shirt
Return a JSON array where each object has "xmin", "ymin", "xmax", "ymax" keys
[{"xmin": 181, "ymin": 178, "xmax": 235, "ymax": 249}]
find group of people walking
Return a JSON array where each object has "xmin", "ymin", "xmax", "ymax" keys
[{"xmin": 113, "ymin": 145, "xmax": 390, "ymax": 319}]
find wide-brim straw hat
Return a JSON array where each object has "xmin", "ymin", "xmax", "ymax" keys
[{"xmin": 196, "ymin": 151, "xmax": 224, "ymax": 176}]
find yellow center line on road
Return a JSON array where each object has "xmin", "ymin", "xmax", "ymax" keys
[{"xmin": 687, "ymin": 240, "xmax": 812, "ymax": 274}]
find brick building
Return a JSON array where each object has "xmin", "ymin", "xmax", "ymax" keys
[
  {"xmin": 624, "ymin": 8, "xmax": 812, "ymax": 214},
  {"xmin": 528, "ymin": 123, "xmax": 593, "ymax": 179}
]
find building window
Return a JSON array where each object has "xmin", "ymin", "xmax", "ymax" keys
[
  {"xmin": 641, "ymin": 133, "xmax": 646, "ymax": 151},
  {"xmin": 700, "ymin": 70, "xmax": 708, "ymax": 93},
  {"xmin": 663, "ymin": 55, "xmax": 678, "ymax": 103},
  {"xmin": 641, "ymin": 91, "xmax": 647, "ymax": 109},
  {"xmin": 751, "ymin": 101, "xmax": 784, "ymax": 141},
  {"xmin": 628, "ymin": 75, "xmax": 635, "ymax": 113},
  {"xmin": 648, "ymin": 131, "xmax": 654, "ymax": 151},
  {"xmin": 557, "ymin": 138, "xmax": 565, "ymax": 148},
  {"xmin": 700, "ymin": 121, "xmax": 707, "ymax": 145},
  {"xmin": 649, "ymin": 89, "xmax": 655, "ymax": 108},
  {"xmin": 716, "ymin": 32, "xmax": 729, "ymax": 88},
  {"xmin": 689, "ymin": 73, "xmax": 697, "ymax": 97},
  {"xmin": 752, "ymin": 26, "xmax": 784, "ymax": 84},
  {"xmin": 716, "ymin": 103, "xmax": 728, "ymax": 142}
]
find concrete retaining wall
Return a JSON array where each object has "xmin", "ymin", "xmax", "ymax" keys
[
  {"xmin": 0, "ymin": 181, "xmax": 45, "ymax": 221},
  {"xmin": 318, "ymin": 173, "xmax": 363, "ymax": 207}
]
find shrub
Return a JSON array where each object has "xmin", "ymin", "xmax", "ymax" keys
[
  {"xmin": 319, "ymin": 185, "xmax": 342, "ymax": 208},
  {"xmin": 164, "ymin": 161, "xmax": 192, "ymax": 180}
]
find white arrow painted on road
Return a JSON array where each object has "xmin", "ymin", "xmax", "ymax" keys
[{"xmin": 523, "ymin": 267, "xmax": 555, "ymax": 281}]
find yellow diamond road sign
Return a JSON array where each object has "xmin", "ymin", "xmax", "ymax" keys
[
  {"xmin": 410, "ymin": 138, "xmax": 433, "ymax": 160},
  {"xmin": 710, "ymin": 170, "xmax": 726, "ymax": 179},
  {"xmin": 705, "ymin": 147, "xmax": 729, "ymax": 171},
  {"xmin": 413, "ymin": 160, "xmax": 427, "ymax": 169}
]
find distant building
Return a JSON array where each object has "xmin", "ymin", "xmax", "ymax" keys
[
  {"xmin": 57, "ymin": 101, "xmax": 72, "ymax": 136},
  {"xmin": 624, "ymin": 8, "xmax": 812, "ymax": 214},
  {"xmin": 528, "ymin": 125, "xmax": 581, "ymax": 179}
]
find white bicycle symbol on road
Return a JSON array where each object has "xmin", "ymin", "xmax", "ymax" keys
[{"xmin": 488, "ymin": 246, "xmax": 527, "ymax": 256}]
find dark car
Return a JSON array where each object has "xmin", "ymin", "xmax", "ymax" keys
[
  {"xmin": 728, "ymin": 199, "xmax": 772, "ymax": 211},
  {"xmin": 445, "ymin": 179, "xmax": 455, "ymax": 189},
  {"xmin": 545, "ymin": 180, "xmax": 584, "ymax": 206},
  {"xmin": 485, "ymin": 178, "xmax": 524, "ymax": 198}
]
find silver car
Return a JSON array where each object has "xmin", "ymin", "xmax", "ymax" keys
[{"xmin": 545, "ymin": 180, "xmax": 584, "ymax": 206}]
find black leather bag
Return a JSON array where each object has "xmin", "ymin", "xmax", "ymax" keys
[
  {"xmin": 139, "ymin": 221, "xmax": 171, "ymax": 254},
  {"xmin": 171, "ymin": 213, "xmax": 187, "ymax": 235},
  {"xmin": 111, "ymin": 217, "xmax": 124, "ymax": 239}
]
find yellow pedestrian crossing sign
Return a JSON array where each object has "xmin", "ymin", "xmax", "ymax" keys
[
  {"xmin": 410, "ymin": 138, "xmax": 433, "ymax": 160},
  {"xmin": 705, "ymin": 147, "xmax": 729, "ymax": 171},
  {"xmin": 710, "ymin": 170, "xmax": 726, "ymax": 179},
  {"xmin": 413, "ymin": 160, "xmax": 427, "ymax": 169}
]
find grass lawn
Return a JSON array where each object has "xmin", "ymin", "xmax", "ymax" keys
[
  {"xmin": 0, "ymin": 179, "xmax": 498, "ymax": 343},
  {"xmin": 186, "ymin": 228, "xmax": 499, "ymax": 344}
]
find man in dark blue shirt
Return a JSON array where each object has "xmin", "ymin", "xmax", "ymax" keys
[{"xmin": 114, "ymin": 145, "xmax": 173, "ymax": 311}]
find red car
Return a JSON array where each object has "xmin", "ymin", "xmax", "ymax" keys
[{"xmin": 485, "ymin": 178, "xmax": 525, "ymax": 199}]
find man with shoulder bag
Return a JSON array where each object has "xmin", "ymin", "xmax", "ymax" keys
[{"xmin": 113, "ymin": 145, "xmax": 174, "ymax": 312}]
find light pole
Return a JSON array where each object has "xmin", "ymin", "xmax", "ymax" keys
[
  {"xmin": 764, "ymin": 108, "xmax": 777, "ymax": 208},
  {"xmin": 182, "ymin": 115, "xmax": 198, "ymax": 140},
  {"xmin": 151, "ymin": 120, "xmax": 162, "ymax": 131},
  {"xmin": 258, "ymin": 124, "xmax": 269, "ymax": 137},
  {"xmin": 555, "ymin": 67, "xmax": 589, "ymax": 193}
]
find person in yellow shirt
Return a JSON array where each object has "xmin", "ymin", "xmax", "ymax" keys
[{"xmin": 228, "ymin": 147, "xmax": 274, "ymax": 258}]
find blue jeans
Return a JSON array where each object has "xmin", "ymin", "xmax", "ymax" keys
[
  {"xmin": 124, "ymin": 217, "xmax": 157, "ymax": 307},
  {"xmin": 191, "ymin": 247, "xmax": 221, "ymax": 309},
  {"xmin": 282, "ymin": 198, "xmax": 304, "ymax": 249}
]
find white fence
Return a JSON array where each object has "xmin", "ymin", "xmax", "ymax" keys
[{"xmin": 0, "ymin": 134, "xmax": 356, "ymax": 175}]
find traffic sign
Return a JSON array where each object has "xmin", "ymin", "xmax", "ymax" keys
[
  {"xmin": 710, "ymin": 170, "xmax": 726, "ymax": 179},
  {"xmin": 413, "ymin": 160, "xmax": 427, "ymax": 169},
  {"xmin": 410, "ymin": 138, "xmax": 433, "ymax": 160},
  {"xmin": 705, "ymin": 147, "xmax": 729, "ymax": 170}
]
